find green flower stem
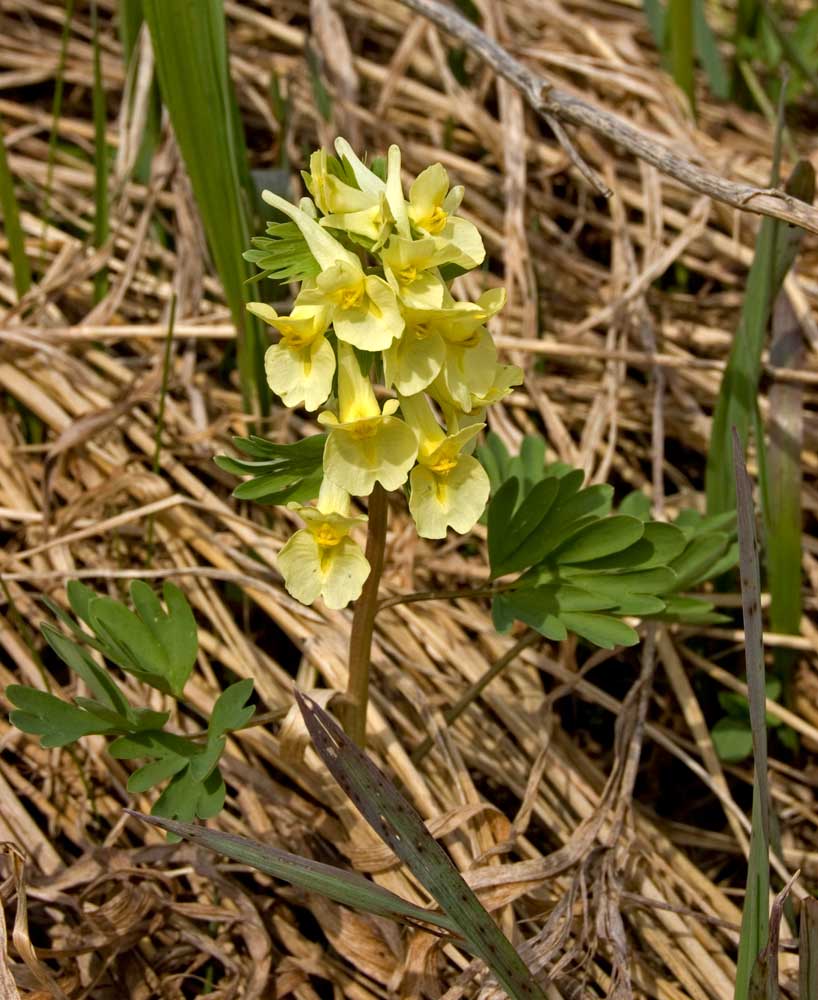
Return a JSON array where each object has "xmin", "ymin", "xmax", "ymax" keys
[
  {"xmin": 411, "ymin": 629, "xmax": 540, "ymax": 764},
  {"xmin": 377, "ymin": 582, "xmax": 516, "ymax": 612},
  {"xmin": 342, "ymin": 483, "xmax": 388, "ymax": 747}
]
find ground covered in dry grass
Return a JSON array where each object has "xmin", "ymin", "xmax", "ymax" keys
[{"xmin": 2, "ymin": 1, "xmax": 818, "ymax": 997}]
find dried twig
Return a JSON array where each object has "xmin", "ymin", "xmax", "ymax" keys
[{"xmin": 397, "ymin": 0, "xmax": 818, "ymax": 233}]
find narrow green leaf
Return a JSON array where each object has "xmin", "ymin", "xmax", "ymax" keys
[
  {"xmin": 706, "ymin": 160, "xmax": 810, "ymax": 515},
  {"xmin": 296, "ymin": 693, "xmax": 547, "ymax": 1000},
  {"xmin": 128, "ymin": 809, "xmax": 458, "ymax": 932},
  {"xmin": 0, "ymin": 112, "xmax": 31, "ymax": 299},
  {"xmin": 764, "ymin": 165, "xmax": 814, "ymax": 683},
  {"xmin": 693, "ymin": 0, "xmax": 729, "ymax": 99},
  {"xmin": 799, "ymin": 899, "xmax": 818, "ymax": 1000},
  {"xmin": 669, "ymin": 0, "xmax": 696, "ymax": 112},
  {"xmin": 142, "ymin": 0, "xmax": 268, "ymax": 415},
  {"xmin": 732, "ymin": 429, "xmax": 771, "ymax": 1000},
  {"xmin": 91, "ymin": 1, "xmax": 109, "ymax": 303}
]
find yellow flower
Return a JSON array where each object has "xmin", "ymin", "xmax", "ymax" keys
[
  {"xmin": 277, "ymin": 480, "xmax": 370, "ymax": 609},
  {"xmin": 427, "ymin": 288, "xmax": 507, "ymax": 411},
  {"xmin": 407, "ymin": 163, "xmax": 485, "ymax": 268},
  {"xmin": 319, "ymin": 343, "xmax": 418, "ymax": 496},
  {"xmin": 248, "ymin": 300, "xmax": 333, "ymax": 411},
  {"xmin": 383, "ymin": 288, "xmax": 505, "ymax": 397},
  {"xmin": 305, "ymin": 140, "xmax": 403, "ymax": 249},
  {"xmin": 262, "ymin": 189, "xmax": 404, "ymax": 351},
  {"xmin": 400, "ymin": 393, "xmax": 490, "ymax": 538},
  {"xmin": 438, "ymin": 363, "xmax": 524, "ymax": 434},
  {"xmin": 381, "ymin": 235, "xmax": 454, "ymax": 308}
]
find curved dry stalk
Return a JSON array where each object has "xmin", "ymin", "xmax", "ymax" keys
[{"xmin": 397, "ymin": 0, "xmax": 818, "ymax": 234}]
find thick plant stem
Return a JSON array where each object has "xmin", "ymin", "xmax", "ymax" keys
[{"xmin": 342, "ymin": 484, "xmax": 388, "ymax": 747}]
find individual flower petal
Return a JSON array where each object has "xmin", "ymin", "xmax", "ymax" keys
[
  {"xmin": 409, "ymin": 454, "xmax": 490, "ymax": 539},
  {"xmin": 406, "ymin": 164, "xmax": 485, "ymax": 267},
  {"xmin": 408, "ymin": 163, "xmax": 450, "ymax": 234},
  {"xmin": 264, "ymin": 337, "xmax": 335, "ymax": 411},
  {"xmin": 385, "ymin": 144, "xmax": 410, "ymax": 237},
  {"xmin": 381, "ymin": 235, "xmax": 454, "ymax": 308},
  {"xmin": 278, "ymin": 530, "xmax": 324, "ymax": 605},
  {"xmin": 440, "ymin": 216, "xmax": 485, "ymax": 269},
  {"xmin": 262, "ymin": 189, "xmax": 358, "ymax": 271},
  {"xmin": 318, "ymin": 343, "xmax": 418, "ymax": 495},
  {"xmin": 383, "ymin": 323, "xmax": 446, "ymax": 395},
  {"xmin": 437, "ymin": 328, "xmax": 498, "ymax": 411},
  {"xmin": 320, "ymin": 536, "xmax": 371, "ymax": 609},
  {"xmin": 334, "ymin": 137, "xmax": 385, "ymax": 196}
]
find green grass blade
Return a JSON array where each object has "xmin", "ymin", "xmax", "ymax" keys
[
  {"xmin": 0, "ymin": 112, "xmax": 31, "ymax": 300},
  {"xmin": 706, "ymin": 156, "xmax": 809, "ymax": 515},
  {"xmin": 693, "ymin": 0, "xmax": 729, "ymax": 99},
  {"xmin": 764, "ymin": 162, "xmax": 814, "ymax": 685},
  {"xmin": 669, "ymin": 0, "xmax": 696, "ymax": 112},
  {"xmin": 141, "ymin": 0, "xmax": 269, "ymax": 416},
  {"xmin": 296, "ymin": 692, "xmax": 548, "ymax": 1000},
  {"xmin": 125, "ymin": 809, "xmax": 456, "ymax": 933},
  {"xmin": 91, "ymin": 1, "xmax": 109, "ymax": 303},
  {"xmin": 800, "ymin": 899, "xmax": 818, "ymax": 1000},
  {"xmin": 732, "ymin": 429, "xmax": 771, "ymax": 1000}
]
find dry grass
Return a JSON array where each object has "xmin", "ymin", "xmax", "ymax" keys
[{"xmin": 1, "ymin": 1, "xmax": 818, "ymax": 997}]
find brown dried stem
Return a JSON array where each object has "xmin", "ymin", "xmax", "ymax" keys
[{"xmin": 397, "ymin": 0, "xmax": 818, "ymax": 233}]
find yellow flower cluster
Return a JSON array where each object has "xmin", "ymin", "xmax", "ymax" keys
[{"xmin": 250, "ymin": 138, "xmax": 522, "ymax": 608}]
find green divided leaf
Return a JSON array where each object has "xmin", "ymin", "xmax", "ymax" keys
[
  {"xmin": 88, "ymin": 581, "xmax": 197, "ymax": 697},
  {"xmin": 7, "ymin": 685, "xmax": 124, "ymax": 747},
  {"xmin": 552, "ymin": 515, "xmax": 644, "ymax": 564},
  {"xmin": 483, "ymin": 435, "xmax": 738, "ymax": 645},
  {"xmin": 244, "ymin": 222, "xmax": 321, "ymax": 284},
  {"xmin": 215, "ymin": 433, "xmax": 326, "ymax": 506}
]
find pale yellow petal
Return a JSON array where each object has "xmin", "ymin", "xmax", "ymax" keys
[
  {"xmin": 334, "ymin": 137, "xmax": 384, "ymax": 196},
  {"xmin": 333, "ymin": 276, "xmax": 403, "ymax": 351},
  {"xmin": 320, "ymin": 537, "xmax": 371, "ymax": 609},
  {"xmin": 324, "ymin": 417, "xmax": 417, "ymax": 496},
  {"xmin": 441, "ymin": 216, "xmax": 485, "ymax": 268},
  {"xmin": 384, "ymin": 330, "xmax": 445, "ymax": 395},
  {"xmin": 409, "ymin": 455, "xmax": 489, "ymax": 539},
  {"xmin": 385, "ymin": 144, "xmax": 410, "ymax": 237},
  {"xmin": 264, "ymin": 337, "xmax": 334, "ymax": 411},
  {"xmin": 409, "ymin": 163, "xmax": 448, "ymax": 224},
  {"xmin": 277, "ymin": 530, "xmax": 323, "ymax": 604}
]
